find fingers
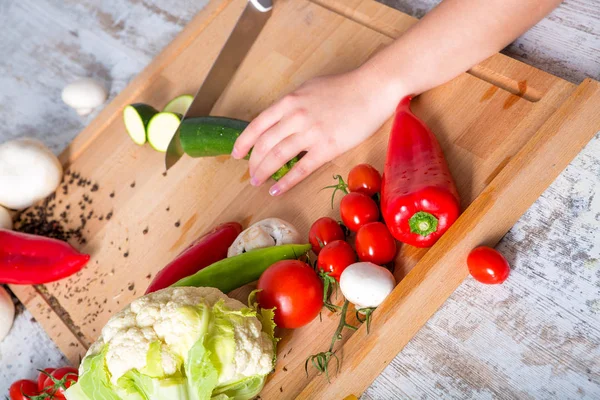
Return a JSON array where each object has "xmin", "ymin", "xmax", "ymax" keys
[
  {"xmin": 269, "ymin": 150, "xmax": 328, "ymax": 196},
  {"xmin": 251, "ymin": 134, "xmax": 307, "ymax": 186},
  {"xmin": 231, "ymin": 97, "xmax": 290, "ymax": 159},
  {"xmin": 248, "ymin": 110, "xmax": 307, "ymax": 178}
]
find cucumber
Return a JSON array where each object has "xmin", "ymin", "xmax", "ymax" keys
[
  {"xmin": 147, "ymin": 112, "xmax": 182, "ymax": 152},
  {"xmin": 163, "ymin": 94, "xmax": 194, "ymax": 115},
  {"xmin": 179, "ymin": 116, "xmax": 300, "ymax": 181},
  {"xmin": 123, "ymin": 103, "xmax": 158, "ymax": 145},
  {"xmin": 179, "ymin": 116, "xmax": 248, "ymax": 157}
]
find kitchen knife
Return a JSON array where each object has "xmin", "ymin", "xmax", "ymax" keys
[{"xmin": 165, "ymin": 0, "xmax": 273, "ymax": 170}]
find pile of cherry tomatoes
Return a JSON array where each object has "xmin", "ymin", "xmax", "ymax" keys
[
  {"xmin": 9, "ymin": 366, "xmax": 78, "ymax": 400},
  {"xmin": 257, "ymin": 164, "xmax": 396, "ymax": 330}
]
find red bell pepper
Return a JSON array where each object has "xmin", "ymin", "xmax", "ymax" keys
[
  {"xmin": 381, "ymin": 96, "xmax": 460, "ymax": 248},
  {"xmin": 145, "ymin": 222, "xmax": 243, "ymax": 294},
  {"xmin": 0, "ymin": 229, "xmax": 90, "ymax": 284}
]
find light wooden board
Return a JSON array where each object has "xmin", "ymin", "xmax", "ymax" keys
[{"xmin": 8, "ymin": 0, "xmax": 600, "ymax": 398}]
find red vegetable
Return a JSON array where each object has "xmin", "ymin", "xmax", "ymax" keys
[
  {"xmin": 381, "ymin": 96, "xmax": 460, "ymax": 248},
  {"xmin": 37, "ymin": 368, "xmax": 56, "ymax": 392},
  {"xmin": 355, "ymin": 222, "xmax": 397, "ymax": 265},
  {"xmin": 347, "ymin": 164, "xmax": 382, "ymax": 197},
  {"xmin": 467, "ymin": 246, "xmax": 510, "ymax": 284},
  {"xmin": 9, "ymin": 380, "xmax": 39, "ymax": 400},
  {"xmin": 308, "ymin": 217, "xmax": 345, "ymax": 255},
  {"xmin": 317, "ymin": 240, "xmax": 356, "ymax": 280},
  {"xmin": 145, "ymin": 222, "xmax": 242, "ymax": 294},
  {"xmin": 0, "ymin": 229, "xmax": 90, "ymax": 285},
  {"xmin": 340, "ymin": 192, "xmax": 379, "ymax": 232},
  {"xmin": 257, "ymin": 260, "xmax": 323, "ymax": 329},
  {"xmin": 40, "ymin": 366, "xmax": 79, "ymax": 399}
]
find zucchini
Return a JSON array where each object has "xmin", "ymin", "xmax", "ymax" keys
[
  {"xmin": 163, "ymin": 94, "xmax": 194, "ymax": 115},
  {"xmin": 147, "ymin": 112, "xmax": 181, "ymax": 152},
  {"xmin": 123, "ymin": 103, "xmax": 158, "ymax": 145},
  {"xmin": 179, "ymin": 116, "xmax": 300, "ymax": 181},
  {"xmin": 179, "ymin": 116, "xmax": 248, "ymax": 157}
]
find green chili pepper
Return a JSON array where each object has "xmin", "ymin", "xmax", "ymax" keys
[{"xmin": 171, "ymin": 243, "xmax": 311, "ymax": 292}]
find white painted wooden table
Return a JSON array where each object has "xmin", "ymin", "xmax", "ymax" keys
[{"xmin": 1, "ymin": 0, "xmax": 599, "ymax": 397}]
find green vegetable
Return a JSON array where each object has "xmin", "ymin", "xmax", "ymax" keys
[
  {"xmin": 179, "ymin": 117, "xmax": 248, "ymax": 158},
  {"xmin": 163, "ymin": 94, "xmax": 194, "ymax": 115},
  {"xmin": 64, "ymin": 287, "xmax": 277, "ymax": 400},
  {"xmin": 123, "ymin": 103, "xmax": 159, "ymax": 145},
  {"xmin": 173, "ymin": 243, "xmax": 311, "ymax": 292},
  {"xmin": 179, "ymin": 116, "xmax": 300, "ymax": 181},
  {"xmin": 147, "ymin": 112, "xmax": 182, "ymax": 152}
]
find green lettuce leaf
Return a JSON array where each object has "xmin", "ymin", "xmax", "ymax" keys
[
  {"xmin": 65, "ymin": 347, "xmax": 122, "ymax": 400},
  {"xmin": 186, "ymin": 335, "xmax": 219, "ymax": 400},
  {"xmin": 210, "ymin": 375, "xmax": 266, "ymax": 400}
]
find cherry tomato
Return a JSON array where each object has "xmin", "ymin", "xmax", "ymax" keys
[
  {"xmin": 347, "ymin": 163, "xmax": 382, "ymax": 197},
  {"xmin": 467, "ymin": 246, "xmax": 510, "ymax": 284},
  {"xmin": 38, "ymin": 368, "xmax": 56, "ymax": 392},
  {"xmin": 9, "ymin": 380, "xmax": 39, "ymax": 400},
  {"xmin": 257, "ymin": 260, "xmax": 323, "ymax": 329},
  {"xmin": 340, "ymin": 192, "xmax": 380, "ymax": 232},
  {"xmin": 308, "ymin": 217, "xmax": 345, "ymax": 255},
  {"xmin": 317, "ymin": 240, "xmax": 356, "ymax": 280},
  {"xmin": 355, "ymin": 222, "xmax": 397, "ymax": 265},
  {"xmin": 42, "ymin": 367, "xmax": 79, "ymax": 399}
]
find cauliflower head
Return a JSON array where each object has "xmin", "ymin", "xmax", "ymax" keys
[{"xmin": 65, "ymin": 287, "xmax": 277, "ymax": 400}]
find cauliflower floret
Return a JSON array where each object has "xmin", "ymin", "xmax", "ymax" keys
[{"xmin": 83, "ymin": 287, "xmax": 274, "ymax": 386}]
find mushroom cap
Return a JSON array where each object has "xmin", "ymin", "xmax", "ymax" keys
[
  {"xmin": 61, "ymin": 78, "xmax": 107, "ymax": 110},
  {"xmin": 0, "ymin": 138, "xmax": 63, "ymax": 210},
  {"xmin": 340, "ymin": 262, "xmax": 396, "ymax": 309},
  {"xmin": 228, "ymin": 218, "xmax": 302, "ymax": 257}
]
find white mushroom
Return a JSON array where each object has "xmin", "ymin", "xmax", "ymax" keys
[
  {"xmin": 62, "ymin": 78, "xmax": 108, "ymax": 116},
  {"xmin": 340, "ymin": 262, "xmax": 396, "ymax": 310},
  {"xmin": 0, "ymin": 138, "xmax": 63, "ymax": 210},
  {"xmin": 228, "ymin": 218, "xmax": 302, "ymax": 257},
  {"xmin": 0, "ymin": 286, "xmax": 15, "ymax": 342},
  {"xmin": 0, "ymin": 205, "xmax": 12, "ymax": 230}
]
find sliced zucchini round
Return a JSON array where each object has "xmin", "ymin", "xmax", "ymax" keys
[
  {"xmin": 147, "ymin": 112, "xmax": 182, "ymax": 152},
  {"xmin": 163, "ymin": 94, "xmax": 194, "ymax": 115},
  {"xmin": 123, "ymin": 103, "xmax": 158, "ymax": 145}
]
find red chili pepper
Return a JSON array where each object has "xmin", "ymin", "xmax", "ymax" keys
[
  {"xmin": 381, "ymin": 96, "xmax": 460, "ymax": 248},
  {"xmin": 0, "ymin": 229, "xmax": 90, "ymax": 284},
  {"xmin": 145, "ymin": 222, "xmax": 242, "ymax": 294}
]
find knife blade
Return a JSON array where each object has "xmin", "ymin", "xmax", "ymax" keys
[{"xmin": 165, "ymin": 0, "xmax": 273, "ymax": 170}]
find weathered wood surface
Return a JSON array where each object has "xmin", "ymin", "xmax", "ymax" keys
[{"xmin": 0, "ymin": 0, "xmax": 599, "ymax": 398}]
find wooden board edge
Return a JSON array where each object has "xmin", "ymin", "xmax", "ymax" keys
[
  {"xmin": 9, "ymin": 285, "xmax": 87, "ymax": 365},
  {"xmin": 297, "ymin": 78, "xmax": 600, "ymax": 399},
  {"xmin": 57, "ymin": 0, "xmax": 234, "ymax": 166},
  {"xmin": 309, "ymin": 0, "xmax": 572, "ymax": 99}
]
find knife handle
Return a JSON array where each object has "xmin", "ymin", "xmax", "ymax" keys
[{"xmin": 250, "ymin": 0, "xmax": 273, "ymax": 12}]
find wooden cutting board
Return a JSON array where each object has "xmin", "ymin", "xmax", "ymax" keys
[{"xmin": 10, "ymin": 0, "xmax": 600, "ymax": 398}]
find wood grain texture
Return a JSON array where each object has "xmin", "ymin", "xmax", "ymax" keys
[{"xmin": 0, "ymin": 0, "xmax": 599, "ymax": 398}]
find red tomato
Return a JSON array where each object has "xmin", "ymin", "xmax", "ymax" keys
[
  {"xmin": 257, "ymin": 260, "xmax": 323, "ymax": 329},
  {"xmin": 355, "ymin": 222, "xmax": 397, "ymax": 265},
  {"xmin": 340, "ymin": 192, "xmax": 380, "ymax": 232},
  {"xmin": 42, "ymin": 367, "xmax": 79, "ymax": 399},
  {"xmin": 467, "ymin": 246, "xmax": 510, "ymax": 284},
  {"xmin": 308, "ymin": 217, "xmax": 345, "ymax": 255},
  {"xmin": 317, "ymin": 240, "xmax": 356, "ymax": 280},
  {"xmin": 38, "ymin": 368, "xmax": 56, "ymax": 392},
  {"xmin": 9, "ymin": 380, "xmax": 39, "ymax": 400},
  {"xmin": 347, "ymin": 164, "xmax": 382, "ymax": 196}
]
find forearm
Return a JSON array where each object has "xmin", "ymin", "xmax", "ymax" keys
[{"xmin": 361, "ymin": 0, "xmax": 562, "ymax": 106}]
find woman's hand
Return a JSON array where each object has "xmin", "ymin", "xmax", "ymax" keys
[{"xmin": 232, "ymin": 66, "xmax": 402, "ymax": 196}]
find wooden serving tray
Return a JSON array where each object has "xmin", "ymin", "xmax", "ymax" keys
[{"xmin": 10, "ymin": 0, "xmax": 600, "ymax": 398}]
